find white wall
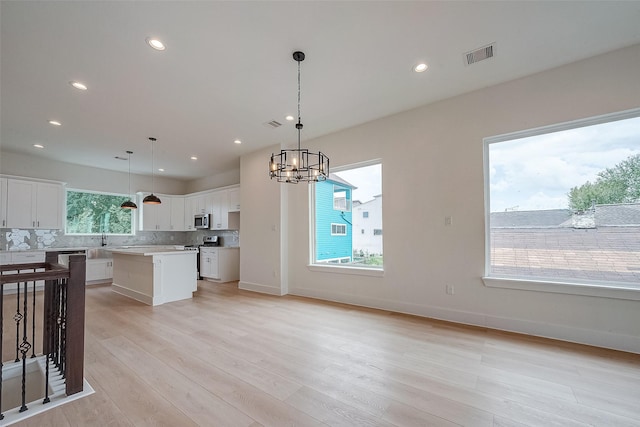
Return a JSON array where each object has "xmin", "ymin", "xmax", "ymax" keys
[
  {"xmin": 0, "ymin": 151, "xmax": 187, "ymax": 194},
  {"xmin": 238, "ymin": 145, "xmax": 286, "ymax": 295},
  {"xmin": 241, "ymin": 44, "xmax": 640, "ymax": 353},
  {"xmin": 185, "ymin": 168, "xmax": 240, "ymax": 194}
]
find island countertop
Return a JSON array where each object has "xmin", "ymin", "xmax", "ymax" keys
[{"xmin": 107, "ymin": 247, "xmax": 194, "ymax": 256}]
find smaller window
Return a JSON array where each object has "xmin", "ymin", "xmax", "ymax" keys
[
  {"xmin": 363, "ymin": 211, "xmax": 369, "ymax": 218},
  {"xmin": 331, "ymin": 223, "xmax": 347, "ymax": 235},
  {"xmin": 373, "ymin": 229, "xmax": 383, "ymax": 236},
  {"xmin": 333, "ymin": 186, "xmax": 351, "ymax": 211}
]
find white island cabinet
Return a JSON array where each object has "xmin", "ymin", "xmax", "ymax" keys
[{"xmin": 110, "ymin": 247, "xmax": 197, "ymax": 306}]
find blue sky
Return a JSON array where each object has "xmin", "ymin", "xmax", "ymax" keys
[{"xmin": 489, "ymin": 115, "xmax": 640, "ymax": 212}]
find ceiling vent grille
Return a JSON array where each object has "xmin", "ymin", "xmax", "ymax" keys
[
  {"xmin": 465, "ymin": 43, "xmax": 495, "ymax": 65},
  {"xmin": 264, "ymin": 120, "xmax": 282, "ymax": 129}
]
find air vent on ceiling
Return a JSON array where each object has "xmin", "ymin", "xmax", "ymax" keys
[
  {"xmin": 114, "ymin": 156, "xmax": 128, "ymax": 160},
  {"xmin": 263, "ymin": 120, "xmax": 283, "ymax": 129},
  {"xmin": 464, "ymin": 43, "xmax": 495, "ymax": 66}
]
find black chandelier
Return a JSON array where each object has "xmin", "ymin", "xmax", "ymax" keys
[{"xmin": 269, "ymin": 51, "xmax": 329, "ymax": 183}]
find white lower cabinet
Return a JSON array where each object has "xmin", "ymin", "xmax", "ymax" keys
[
  {"xmin": 200, "ymin": 247, "xmax": 239, "ymax": 282},
  {"xmin": 0, "ymin": 251, "xmax": 46, "ymax": 293},
  {"xmin": 86, "ymin": 259, "xmax": 113, "ymax": 283}
]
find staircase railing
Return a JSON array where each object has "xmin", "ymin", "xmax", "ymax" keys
[{"xmin": 0, "ymin": 253, "xmax": 86, "ymax": 419}]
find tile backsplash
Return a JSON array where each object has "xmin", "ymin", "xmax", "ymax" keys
[{"xmin": 1, "ymin": 228, "xmax": 239, "ymax": 250}]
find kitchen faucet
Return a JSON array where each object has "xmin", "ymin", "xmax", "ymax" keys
[{"xmin": 101, "ymin": 233, "xmax": 107, "ymax": 247}]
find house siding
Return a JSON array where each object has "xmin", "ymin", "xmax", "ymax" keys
[{"xmin": 315, "ymin": 181, "xmax": 352, "ymax": 261}]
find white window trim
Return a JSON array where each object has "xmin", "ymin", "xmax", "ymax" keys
[
  {"xmin": 330, "ymin": 223, "xmax": 347, "ymax": 236},
  {"xmin": 483, "ymin": 108, "xmax": 640, "ymax": 301},
  {"xmin": 309, "ymin": 158, "xmax": 384, "ymax": 275}
]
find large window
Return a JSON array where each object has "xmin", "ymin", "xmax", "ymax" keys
[
  {"xmin": 484, "ymin": 110, "xmax": 640, "ymax": 291},
  {"xmin": 313, "ymin": 161, "xmax": 383, "ymax": 270},
  {"xmin": 66, "ymin": 189, "xmax": 134, "ymax": 235}
]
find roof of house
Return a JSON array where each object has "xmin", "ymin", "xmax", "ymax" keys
[
  {"xmin": 491, "ymin": 203, "xmax": 640, "ymax": 228},
  {"xmin": 327, "ymin": 173, "xmax": 357, "ymax": 189},
  {"xmin": 595, "ymin": 203, "xmax": 640, "ymax": 226},
  {"xmin": 490, "ymin": 209, "xmax": 572, "ymax": 228}
]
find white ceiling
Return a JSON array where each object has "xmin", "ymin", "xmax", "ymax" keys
[{"xmin": 2, "ymin": 1, "xmax": 640, "ymax": 181}]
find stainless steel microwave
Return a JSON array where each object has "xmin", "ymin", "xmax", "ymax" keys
[{"xmin": 194, "ymin": 214, "xmax": 210, "ymax": 229}]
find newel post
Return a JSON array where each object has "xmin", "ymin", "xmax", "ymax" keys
[{"xmin": 65, "ymin": 254, "xmax": 86, "ymax": 395}]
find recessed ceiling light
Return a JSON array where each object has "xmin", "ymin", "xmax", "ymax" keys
[
  {"xmin": 285, "ymin": 115, "xmax": 294, "ymax": 121},
  {"xmin": 158, "ymin": 168, "xmax": 165, "ymax": 172},
  {"xmin": 69, "ymin": 81, "xmax": 88, "ymax": 90},
  {"xmin": 190, "ymin": 156, "xmax": 198, "ymax": 160},
  {"xmin": 414, "ymin": 63, "xmax": 428, "ymax": 73},
  {"xmin": 48, "ymin": 120, "xmax": 62, "ymax": 126},
  {"xmin": 234, "ymin": 139, "xmax": 242, "ymax": 144},
  {"xmin": 33, "ymin": 144, "xmax": 44, "ymax": 149},
  {"xmin": 146, "ymin": 37, "xmax": 165, "ymax": 51}
]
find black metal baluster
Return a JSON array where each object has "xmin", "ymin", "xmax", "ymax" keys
[
  {"xmin": 31, "ymin": 281, "xmax": 36, "ymax": 358},
  {"xmin": 60, "ymin": 282, "xmax": 67, "ymax": 378},
  {"xmin": 53, "ymin": 281, "xmax": 60, "ymax": 369},
  {"xmin": 19, "ymin": 280, "xmax": 32, "ymax": 413},
  {"xmin": 14, "ymin": 282, "xmax": 21, "ymax": 362},
  {"xmin": 43, "ymin": 280, "xmax": 53, "ymax": 405}
]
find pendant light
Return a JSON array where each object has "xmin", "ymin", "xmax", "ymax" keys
[
  {"xmin": 120, "ymin": 150, "xmax": 138, "ymax": 209},
  {"xmin": 143, "ymin": 137, "xmax": 161, "ymax": 204},
  {"xmin": 269, "ymin": 51, "xmax": 329, "ymax": 183}
]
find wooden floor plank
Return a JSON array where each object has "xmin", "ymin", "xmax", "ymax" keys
[{"xmin": 3, "ymin": 281, "xmax": 639, "ymax": 427}]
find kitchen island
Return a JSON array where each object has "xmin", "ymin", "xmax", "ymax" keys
[{"xmin": 109, "ymin": 247, "xmax": 197, "ymax": 306}]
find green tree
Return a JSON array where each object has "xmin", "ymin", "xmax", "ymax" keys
[
  {"xmin": 66, "ymin": 191, "xmax": 132, "ymax": 234},
  {"xmin": 568, "ymin": 154, "xmax": 640, "ymax": 211}
]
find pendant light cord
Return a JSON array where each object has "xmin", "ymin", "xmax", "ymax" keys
[
  {"xmin": 297, "ymin": 58, "xmax": 301, "ymax": 151},
  {"xmin": 127, "ymin": 151, "xmax": 132, "ymax": 197}
]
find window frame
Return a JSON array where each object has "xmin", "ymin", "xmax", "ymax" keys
[
  {"xmin": 482, "ymin": 108, "xmax": 640, "ymax": 301},
  {"xmin": 309, "ymin": 159, "xmax": 384, "ymax": 277},
  {"xmin": 65, "ymin": 188, "xmax": 136, "ymax": 236},
  {"xmin": 333, "ymin": 186, "xmax": 351, "ymax": 211},
  {"xmin": 331, "ymin": 223, "xmax": 347, "ymax": 236}
]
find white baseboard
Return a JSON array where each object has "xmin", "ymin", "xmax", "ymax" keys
[
  {"xmin": 111, "ymin": 283, "xmax": 153, "ymax": 305},
  {"xmin": 289, "ymin": 286, "xmax": 640, "ymax": 354},
  {"xmin": 239, "ymin": 281, "xmax": 285, "ymax": 296}
]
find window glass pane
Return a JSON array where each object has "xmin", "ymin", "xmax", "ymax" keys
[
  {"xmin": 314, "ymin": 162, "xmax": 382, "ymax": 268},
  {"xmin": 66, "ymin": 189, "xmax": 134, "ymax": 235},
  {"xmin": 487, "ymin": 113, "xmax": 640, "ymax": 286}
]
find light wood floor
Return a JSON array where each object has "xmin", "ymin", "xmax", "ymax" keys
[{"xmin": 5, "ymin": 281, "xmax": 640, "ymax": 426}]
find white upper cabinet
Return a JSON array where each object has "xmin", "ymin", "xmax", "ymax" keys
[
  {"xmin": 5, "ymin": 179, "xmax": 63, "ymax": 229},
  {"xmin": 0, "ymin": 178, "xmax": 7, "ymax": 227},
  {"xmin": 227, "ymin": 187, "xmax": 240, "ymax": 212},
  {"xmin": 184, "ymin": 196, "xmax": 195, "ymax": 231},
  {"xmin": 209, "ymin": 190, "xmax": 228, "ymax": 230},
  {"xmin": 139, "ymin": 195, "xmax": 185, "ymax": 231},
  {"xmin": 170, "ymin": 197, "xmax": 185, "ymax": 231}
]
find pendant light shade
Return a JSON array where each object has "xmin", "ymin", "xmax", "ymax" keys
[
  {"xmin": 121, "ymin": 150, "xmax": 138, "ymax": 209},
  {"xmin": 143, "ymin": 137, "xmax": 161, "ymax": 205},
  {"xmin": 269, "ymin": 51, "xmax": 329, "ymax": 183},
  {"xmin": 142, "ymin": 193, "xmax": 161, "ymax": 204}
]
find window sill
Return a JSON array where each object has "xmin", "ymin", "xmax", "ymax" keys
[
  {"xmin": 308, "ymin": 264, "xmax": 384, "ymax": 277},
  {"xmin": 482, "ymin": 276, "xmax": 640, "ymax": 301}
]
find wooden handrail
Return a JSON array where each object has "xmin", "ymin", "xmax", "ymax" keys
[{"xmin": 0, "ymin": 262, "xmax": 70, "ymax": 284}]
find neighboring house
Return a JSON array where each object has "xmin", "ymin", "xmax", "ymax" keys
[
  {"xmin": 352, "ymin": 194, "xmax": 383, "ymax": 256},
  {"xmin": 490, "ymin": 203, "xmax": 640, "ymax": 283},
  {"xmin": 315, "ymin": 174, "xmax": 356, "ymax": 263}
]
